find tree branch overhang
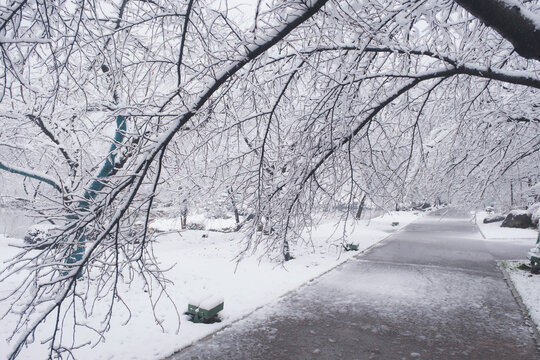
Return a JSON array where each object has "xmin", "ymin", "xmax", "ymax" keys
[
  {"xmin": 454, "ymin": 0, "xmax": 540, "ymax": 61},
  {"xmin": 0, "ymin": 160, "xmax": 62, "ymax": 192}
]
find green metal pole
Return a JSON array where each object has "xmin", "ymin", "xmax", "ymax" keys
[{"xmin": 65, "ymin": 115, "xmax": 127, "ymax": 276}]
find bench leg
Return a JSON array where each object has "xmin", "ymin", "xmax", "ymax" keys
[{"xmin": 531, "ymin": 257, "xmax": 540, "ymax": 274}]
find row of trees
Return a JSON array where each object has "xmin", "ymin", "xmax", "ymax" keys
[{"xmin": 0, "ymin": 0, "xmax": 538, "ymax": 358}]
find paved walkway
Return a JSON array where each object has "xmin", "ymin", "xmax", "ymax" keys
[{"xmin": 170, "ymin": 209, "xmax": 539, "ymax": 359}]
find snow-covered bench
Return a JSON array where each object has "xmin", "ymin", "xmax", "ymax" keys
[
  {"xmin": 529, "ymin": 250, "xmax": 539, "ymax": 273},
  {"xmin": 529, "ymin": 230, "xmax": 540, "ymax": 273},
  {"xmin": 187, "ymin": 296, "xmax": 224, "ymax": 323}
]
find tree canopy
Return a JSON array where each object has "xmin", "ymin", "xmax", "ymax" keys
[{"xmin": 0, "ymin": 0, "xmax": 538, "ymax": 358}]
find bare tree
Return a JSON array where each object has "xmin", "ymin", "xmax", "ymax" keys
[{"xmin": 0, "ymin": 0, "xmax": 538, "ymax": 358}]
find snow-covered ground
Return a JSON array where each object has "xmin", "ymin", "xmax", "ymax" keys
[
  {"xmin": 475, "ymin": 211, "xmax": 537, "ymax": 240},
  {"xmin": 0, "ymin": 211, "xmax": 419, "ymax": 359},
  {"xmin": 475, "ymin": 211, "xmax": 540, "ymax": 331},
  {"xmin": 502, "ymin": 260, "xmax": 540, "ymax": 331}
]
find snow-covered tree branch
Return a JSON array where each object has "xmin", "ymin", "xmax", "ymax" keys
[
  {"xmin": 454, "ymin": 0, "xmax": 540, "ymax": 61},
  {"xmin": 0, "ymin": 0, "xmax": 538, "ymax": 358}
]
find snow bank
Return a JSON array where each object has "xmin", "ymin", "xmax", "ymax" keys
[
  {"xmin": 502, "ymin": 261, "xmax": 540, "ymax": 331},
  {"xmin": 150, "ymin": 213, "xmax": 241, "ymax": 232},
  {"xmin": 475, "ymin": 212, "xmax": 537, "ymax": 241}
]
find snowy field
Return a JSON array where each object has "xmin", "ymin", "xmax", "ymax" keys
[
  {"xmin": 475, "ymin": 212, "xmax": 540, "ymax": 332},
  {"xmin": 0, "ymin": 211, "xmax": 419, "ymax": 359}
]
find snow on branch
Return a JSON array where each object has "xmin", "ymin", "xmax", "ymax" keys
[
  {"xmin": 0, "ymin": 36, "xmax": 51, "ymax": 44},
  {"xmin": 2, "ymin": 1, "xmax": 331, "ymax": 358},
  {"xmin": 454, "ymin": 0, "xmax": 540, "ymax": 61},
  {"xmin": 147, "ymin": 0, "xmax": 330, "ymax": 157},
  {"xmin": 262, "ymin": 44, "xmax": 540, "ymax": 88}
]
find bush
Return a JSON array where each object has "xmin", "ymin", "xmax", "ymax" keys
[
  {"xmin": 527, "ymin": 203, "xmax": 540, "ymax": 227},
  {"xmin": 24, "ymin": 224, "xmax": 57, "ymax": 249}
]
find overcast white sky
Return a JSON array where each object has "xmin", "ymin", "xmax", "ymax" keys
[{"xmin": 213, "ymin": 0, "xmax": 261, "ymax": 29}]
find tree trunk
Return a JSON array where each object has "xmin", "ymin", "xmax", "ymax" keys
[
  {"xmin": 510, "ymin": 182, "xmax": 514, "ymax": 206},
  {"xmin": 283, "ymin": 239, "xmax": 292, "ymax": 261},
  {"xmin": 355, "ymin": 194, "xmax": 367, "ymax": 220},
  {"xmin": 181, "ymin": 207, "xmax": 187, "ymax": 229},
  {"xmin": 228, "ymin": 188, "xmax": 240, "ymax": 226}
]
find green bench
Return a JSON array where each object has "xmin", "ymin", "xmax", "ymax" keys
[
  {"xmin": 187, "ymin": 296, "xmax": 224, "ymax": 323},
  {"xmin": 530, "ymin": 255, "xmax": 540, "ymax": 273},
  {"xmin": 529, "ymin": 230, "xmax": 540, "ymax": 274},
  {"xmin": 344, "ymin": 243, "xmax": 359, "ymax": 251}
]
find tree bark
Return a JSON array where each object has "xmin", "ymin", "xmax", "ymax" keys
[
  {"xmin": 181, "ymin": 207, "xmax": 187, "ymax": 229},
  {"xmin": 283, "ymin": 239, "xmax": 292, "ymax": 261},
  {"xmin": 228, "ymin": 188, "xmax": 240, "ymax": 225},
  {"xmin": 510, "ymin": 182, "xmax": 514, "ymax": 206},
  {"xmin": 454, "ymin": 0, "xmax": 540, "ymax": 61},
  {"xmin": 355, "ymin": 194, "xmax": 367, "ymax": 220}
]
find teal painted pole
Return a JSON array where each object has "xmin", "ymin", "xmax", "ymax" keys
[
  {"xmin": 0, "ymin": 162, "xmax": 62, "ymax": 192},
  {"xmin": 65, "ymin": 115, "xmax": 127, "ymax": 273}
]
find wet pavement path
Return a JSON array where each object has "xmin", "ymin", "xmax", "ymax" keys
[{"xmin": 169, "ymin": 209, "xmax": 539, "ymax": 359}]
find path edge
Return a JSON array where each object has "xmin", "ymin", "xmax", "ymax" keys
[
  {"xmin": 164, "ymin": 215, "xmax": 420, "ymax": 359},
  {"xmin": 498, "ymin": 260, "xmax": 540, "ymax": 353}
]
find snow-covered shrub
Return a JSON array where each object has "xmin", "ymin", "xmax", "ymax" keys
[
  {"xmin": 186, "ymin": 223, "xmax": 205, "ymax": 230},
  {"xmin": 527, "ymin": 203, "xmax": 540, "ymax": 227},
  {"xmin": 23, "ymin": 224, "xmax": 57, "ymax": 249}
]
